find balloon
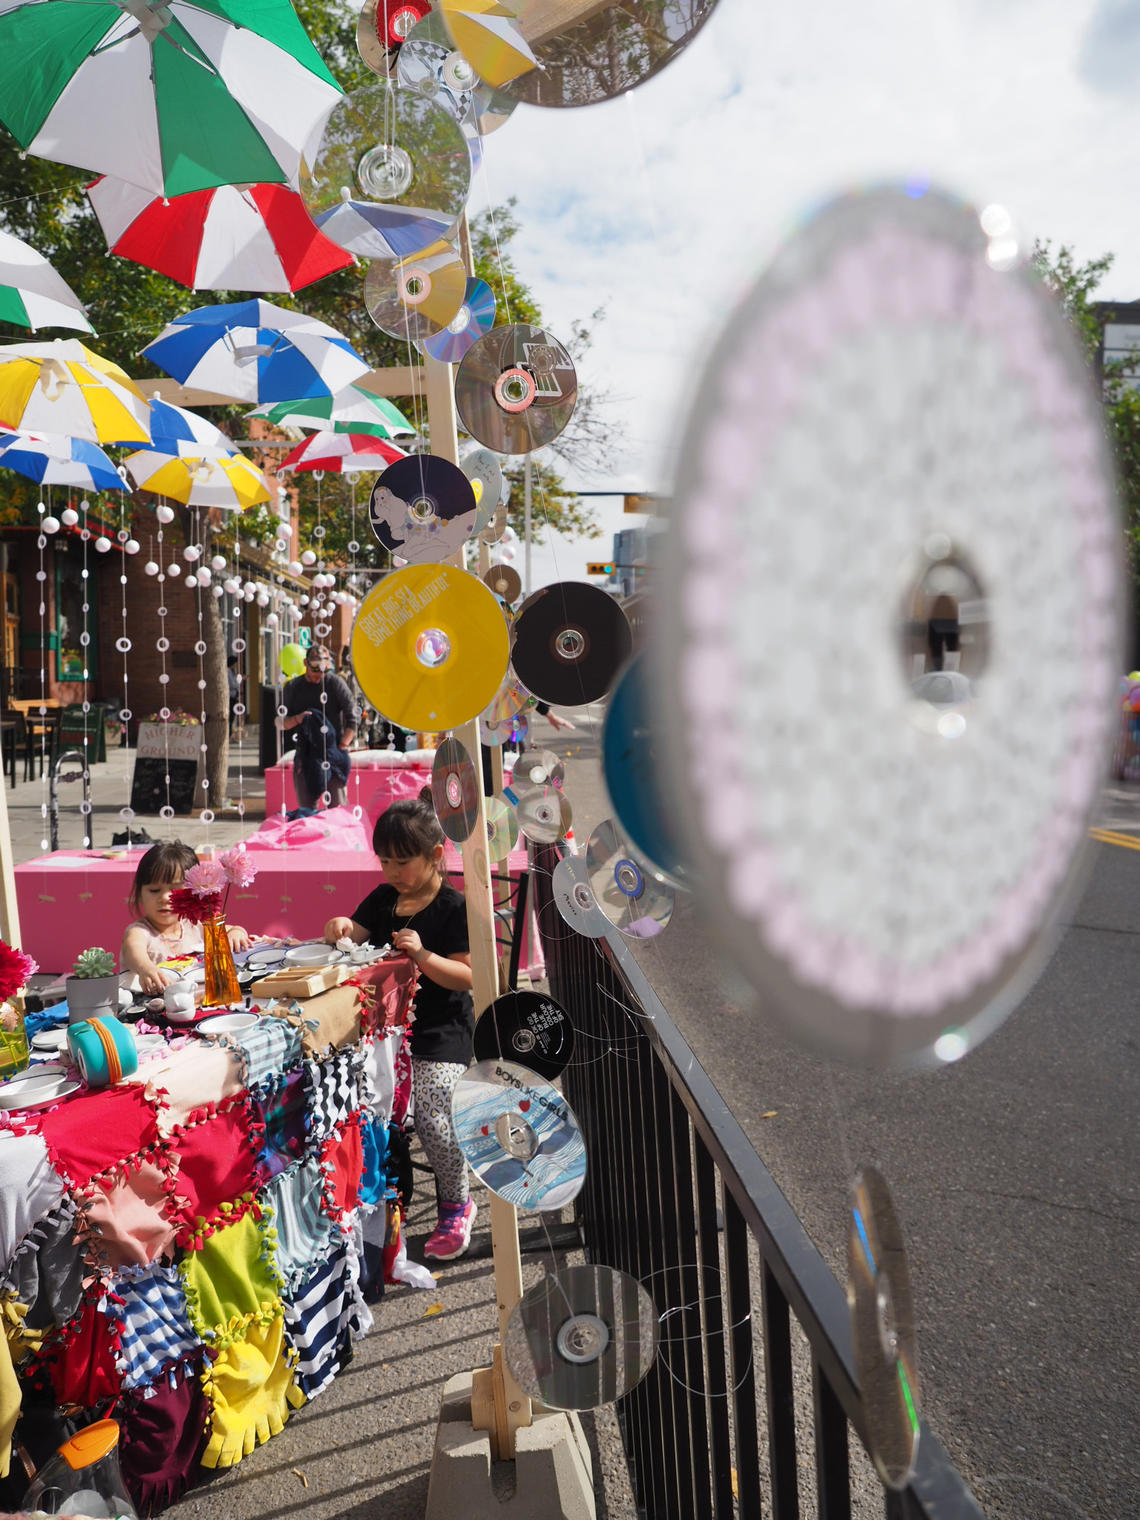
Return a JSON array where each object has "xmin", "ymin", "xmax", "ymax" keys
[{"xmin": 280, "ymin": 643, "xmax": 306, "ymax": 677}]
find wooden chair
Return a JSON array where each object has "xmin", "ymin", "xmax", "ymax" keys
[{"xmin": 14, "ymin": 708, "xmax": 62, "ymax": 781}]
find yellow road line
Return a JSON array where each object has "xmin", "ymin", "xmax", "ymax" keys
[{"xmin": 1089, "ymin": 827, "xmax": 1140, "ymax": 852}]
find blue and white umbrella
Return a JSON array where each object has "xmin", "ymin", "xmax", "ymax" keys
[
  {"xmin": 140, "ymin": 299, "xmax": 372, "ymax": 405},
  {"xmin": 0, "ymin": 428, "xmax": 123, "ymax": 492},
  {"xmin": 142, "ymin": 397, "xmax": 238, "ymax": 458}
]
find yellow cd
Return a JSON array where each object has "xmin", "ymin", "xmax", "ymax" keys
[{"xmin": 351, "ymin": 563, "xmax": 509, "ymax": 730}]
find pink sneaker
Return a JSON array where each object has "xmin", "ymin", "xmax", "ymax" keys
[{"xmin": 424, "ymin": 1198, "xmax": 477, "ymax": 1261}]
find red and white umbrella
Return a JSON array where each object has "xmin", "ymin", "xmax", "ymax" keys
[
  {"xmin": 279, "ymin": 430, "xmax": 407, "ymax": 473},
  {"xmin": 86, "ymin": 177, "xmax": 354, "ymax": 295}
]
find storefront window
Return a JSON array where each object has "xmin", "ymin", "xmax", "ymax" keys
[{"xmin": 55, "ymin": 551, "xmax": 96, "ymax": 683}]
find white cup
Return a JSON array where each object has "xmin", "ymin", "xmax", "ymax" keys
[{"xmin": 163, "ymin": 979, "xmax": 198, "ymax": 1023}]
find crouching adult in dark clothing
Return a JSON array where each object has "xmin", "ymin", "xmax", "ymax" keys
[{"xmin": 279, "ymin": 644, "xmax": 359, "ymax": 809}]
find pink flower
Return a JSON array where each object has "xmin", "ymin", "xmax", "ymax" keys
[
  {"xmin": 185, "ymin": 858, "xmax": 227, "ymax": 896},
  {"xmin": 220, "ymin": 846, "xmax": 258, "ymax": 890}
]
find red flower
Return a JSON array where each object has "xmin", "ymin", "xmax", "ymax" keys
[
  {"xmin": 169, "ymin": 887, "xmax": 223, "ymax": 925},
  {"xmin": 0, "ymin": 941, "xmax": 38, "ymax": 1002}
]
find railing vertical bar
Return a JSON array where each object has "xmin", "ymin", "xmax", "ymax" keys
[
  {"xmin": 812, "ymin": 1359, "xmax": 851, "ymax": 1520},
  {"xmin": 722, "ymin": 1189, "xmax": 763, "ymax": 1516},
  {"xmin": 693, "ymin": 1140, "xmax": 735, "ymax": 1519},
  {"xmin": 762, "ymin": 1261, "xmax": 800, "ymax": 1520}
]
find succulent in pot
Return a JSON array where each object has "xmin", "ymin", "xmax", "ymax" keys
[{"xmin": 66, "ymin": 947, "xmax": 120, "ymax": 1026}]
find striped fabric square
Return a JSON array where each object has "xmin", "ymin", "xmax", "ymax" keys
[
  {"xmin": 218, "ymin": 1017, "xmax": 303, "ymax": 1099},
  {"xmin": 304, "ymin": 1048, "xmax": 365, "ymax": 1147},
  {"xmin": 261, "ymin": 1155, "xmax": 334, "ymax": 1292},
  {"xmin": 282, "ymin": 1235, "xmax": 369, "ymax": 1400},
  {"xmin": 110, "ymin": 1263, "xmax": 202, "ymax": 1390}
]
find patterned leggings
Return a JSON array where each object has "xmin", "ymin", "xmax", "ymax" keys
[{"xmin": 412, "ymin": 1058, "xmax": 470, "ymax": 1207}]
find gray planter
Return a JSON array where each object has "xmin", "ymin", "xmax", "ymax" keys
[{"xmin": 66, "ymin": 974, "xmax": 120, "ymax": 1026}]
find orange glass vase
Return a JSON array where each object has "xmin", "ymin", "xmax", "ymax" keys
[{"xmin": 202, "ymin": 917, "xmax": 241, "ymax": 1008}]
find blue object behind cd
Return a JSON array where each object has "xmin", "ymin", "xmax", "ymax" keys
[
  {"xmin": 422, "ymin": 277, "xmax": 496, "ymax": 363},
  {"xmin": 603, "ymin": 653, "xmax": 685, "ymax": 882}
]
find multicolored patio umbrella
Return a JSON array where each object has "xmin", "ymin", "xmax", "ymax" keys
[
  {"xmin": 87, "ymin": 178, "xmax": 354, "ymax": 295},
  {"xmin": 122, "ymin": 449, "xmax": 271, "ymax": 509},
  {"xmin": 0, "ymin": 428, "xmax": 122, "ymax": 492},
  {"xmin": 0, "ymin": 0, "xmax": 342, "ymax": 199},
  {"xmin": 278, "ymin": 430, "xmax": 406, "ymax": 473},
  {"xmin": 141, "ymin": 300, "xmax": 372, "ymax": 404},
  {"xmin": 0, "ymin": 231, "xmax": 92, "ymax": 333},
  {"xmin": 134, "ymin": 396, "xmax": 237, "ymax": 458},
  {"xmin": 0, "ymin": 339, "xmax": 150, "ymax": 444},
  {"xmin": 249, "ymin": 383, "xmax": 413, "ymax": 439}
]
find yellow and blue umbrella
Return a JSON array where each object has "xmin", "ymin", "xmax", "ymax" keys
[{"xmin": 0, "ymin": 339, "xmax": 150, "ymax": 444}]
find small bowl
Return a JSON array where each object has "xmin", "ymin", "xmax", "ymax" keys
[{"xmin": 197, "ymin": 1012, "xmax": 260, "ymax": 1036}]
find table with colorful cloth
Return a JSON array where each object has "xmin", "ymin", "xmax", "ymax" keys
[{"xmin": 0, "ymin": 960, "xmax": 417, "ymax": 1513}]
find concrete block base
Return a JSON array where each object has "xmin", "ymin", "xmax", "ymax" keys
[{"xmin": 426, "ymin": 1371, "xmax": 596, "ymax": 1520}]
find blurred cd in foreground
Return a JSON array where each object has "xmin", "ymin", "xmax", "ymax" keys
[
  {"xmin": 483, "ymin": 709, "xmax": 529, "ymax": 749},
  {"xmin": 510, "ymin": 783, "xmax": 572, "ymax": 845},
  {"xmin": 473, "ymin": 990, "xmax": 574, "ymax": 1079},
  {"xmin": 520, "ymin": 748, "xmax": 565, "ymax": 790},
  {"xmin": 422, "ymin": 277, "xmax": 497, "ymax": 364},
  {"xmin": 300, "ymin": 84, "xmax": 470, "ymax": 259},
  {"xmin": 512, "ymin": 582, "xmax": 632, "ymax": 706},
  {"xmin": 452, "ymin": 1058, "xmax": 586, "ymax": 1211},
  {"xmin": 504, "ymin": 1266, "xmax": 658, "ymax": 1410},
  {"xmin": 439, "ymin": 0, "xmax": 538, "ymax": 89},
  {"xmin": 848, "ymin": 1166, "xmax": 921, "ymax": 1489},
  {"xmin": 431, "ymin": 735, "xmax": 479, "ymax": 843},
  {"xmin": 603, "ymin": 654, "xmax": 685, "ymax": 883},
  {"xmin": 551, "ymin": 854, "xmax": 609, "ymax": 939},
  {"xmin": 455, "ymin": 324, "xmax": 578, "ymax": 455},
  {"xmin": 397, "ymin": 7, "xmax": 479, "ymax": 103},
  {"xmin": 364, "ymin": 240, "xmax": 466, "ymax": 340},
  {"xmin": 357, "ymin": 0, "xmax": 431, "ymax": 73},
  {"xmin": 485, "ymin": 795, "xmax": 519, "ymax": 861},
  {"xmin": 369, "ymin": 454, "xmax": 477, "ymax": 562},
  {"xmin": 461, "ymin": 446, "xmax": 504, "ymax": 532},
  {"xmin": 586, "ymin": 820, "xmax": 673, "ymax": 939},
  {"xmin": 482, "ymin": 670, "xmax": 530, "ymax": 724},
  {"xmin": 483, "ymin": 562, "xmax": 521, "ymax": 603},
  {"xmin": 653, "ymin": 184, "xmax": 1123, "ymax": 1066},
  {"xmin": 351, "ymin": 563, "xmax": 508, "ymax": 730}
]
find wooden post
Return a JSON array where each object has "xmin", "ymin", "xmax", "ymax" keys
[
  {"xmin": 0, "ymin": 764, "xmax": 21, "ymax": 947},
  {"xmin": 423, "ymin": 352, "xmax": 533, "ymax": 1458}
]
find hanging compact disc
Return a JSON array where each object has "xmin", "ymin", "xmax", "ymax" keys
[
  {"xmin": 455, "ymin": 324, "xmax": 578, "ymax": 455},
  {"xmin": 483, "ymin": 562, "xmax": 521, "ymax": 604},
  {"xmin": 473, "ymin": 990, "xmax": 574, "ymax": 1079},
  {"xmin": 351, "ymin": 562, "xmax": 508, "ymax": 730},
  {"xmin": 431, "ymin": 735, "xmax": 479, "ymax": 843},
  {"xmin": 422, "ymin": 278, "xmax": 497, "ymax": 365},
  {"xmin": 479, "ymin": 503, "xmax": 508, "ymax": 544},
  {"xmin": 504, "ymin": 1265, "xmax": 658, "ymax": 1410},
  {"xmin": 586, "ymin": 819, "xmax": 673, "ymax": 939},
  {"xmin": 511, "ymin": 582, "xmax": 632, "ymax": 706},
  {"xmin": 460, "ymin": 445, "xmax": 504, "ymax": 533},
  {"xmin": 652, "ymin": 184, "xmax": 1124, "ymax": 1068},
  {"xmin": 603, "ymin": 654, "xmax": 685, "ymax": 884},
  {"xmin": 518, "ymin": 748, "xmax": 564, "ymax": 790},
  {"xmin": 509, "ymin": 783, "xmax": 572, "ymax": 845},
  {"xmin": 482, "ymin": 671, "xmax": 531, "ymax": 725},
  {"xmin": 369, "ymin": 454, "xmax": 478, "ymax": 562},
  {"xmin": 357, "ymin": 0, "xmax": 432, "ymax": 73},
  {"xmin": 483, "ymin": 709, "xmax": 529, "ymax": 749},
  {"xmin": 442, "ymin": 0, "xmax": 721, "ymax": 109},
  {"xmin": 551, "ymin": 854, "xmax": 609, "ymax": 940},
  {"xmin": 848, "ymin": 1166, "xmax": 921, "ymax": 1489},
  {"xmin": 451, "ymin": 1058, "xmax": 586, "ymax": 1211},
  {"xmin": 364, "ymin": 240, "xmax": 467, "ymax": 341},
  {"xmin": 300, "ymin": 84, "xmax": 471, "ymax": 260},
  {"xmin": 485, "ymin": 795, "xmax": 519, "ymax": 861}
]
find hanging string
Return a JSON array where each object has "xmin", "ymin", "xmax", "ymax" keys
[
  {"xmin": 115, "ymin": 491, "xmax": 136, "ymax": 834},
  {"xmin": 152, "ymin": 511, "xmax": 175, "ymax": 832},
  {"xmin": 34, "ymin": 495, "xmax": 48, "ymax": 853},
  {"xmin": 77, "ymin": 499, "xmax": 93, "ymax": 848}
]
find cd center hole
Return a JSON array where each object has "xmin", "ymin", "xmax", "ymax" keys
[
  {"xmin": 875, "ymin": 1278, "xmax": 899, "ymax": 1360},
  {"xmin": 357, "ymin": 143, "xmax": 414, "ymax": 201},
  {"xmin": 494, "ymin": 1110, "xmax": 538, "ymax": 1161},
  {"xmin": 901, "ymin": 539, "xmax": 988, "ymax": 737},
  {"xmin": 615, "ymin": 858, "xmax": 643, "ymax": 898},
  {"xmin": 512, "ymin": 1029, "xmax": 536, "ymax": 1054},
  {"xmin": 555, "ymin": 628, "xmax": 586, "ymax": 661},
  {"xmin": 415, "ymin": 628, "xmax": 451, "ymax": 669},
  {"xmin": 408, "ymin": 496, "xmax": 437, "ymax": 523},
  {"xmin": 572, "ymin": 883, "xmax": 594, "ymax": 911}
]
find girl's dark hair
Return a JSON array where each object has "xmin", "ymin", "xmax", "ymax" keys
[
  {"xmin": 372, "ymin": 790, "xmax": 445, "ymax": 861},
  {"xmin": 129, "ymin": 841, "xmax": 198, "ymax": 913}
]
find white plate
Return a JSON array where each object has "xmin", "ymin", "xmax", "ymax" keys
[
  {"xmin": 31, "ymin": 1028, "xmax": 70, "ymax": 1053},
  {"xmin": 197, "ymin": 1012, "xmax": 260, "ymax": 1036},
  {"xmin": 284, "ymin": 943, "xmax": 344, "ymax": 968},
  {"xmin": 23, "ymin": 1060, "xmax": 68, "ymax": 1078},
  {"xmin": 245, "ymin": 947, "xmax": 287, "ymax": 971},
  {"xmin": 0, "ymin": 1073, "xmax": 81, "ymax": 1111}
]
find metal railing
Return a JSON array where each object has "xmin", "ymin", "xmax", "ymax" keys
[{"xmin": 530, "ymin": 841, "xmax": 984, "ymax": 1520}]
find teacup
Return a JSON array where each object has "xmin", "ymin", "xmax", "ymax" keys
[{"xmin": 163, "ymin": 979, "xmax": 198, "ymax": 1024}]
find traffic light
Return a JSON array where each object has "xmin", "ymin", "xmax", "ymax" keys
[
  {"xmin": 623, "ymin": 493, "xmax": 661, "ymax": 513},
  {"xmin": 586, "ymin": 562, "xmax": 615, "ymax": 576}
]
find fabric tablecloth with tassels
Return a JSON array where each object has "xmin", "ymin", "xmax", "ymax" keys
[{"xmin": 0, "ymin": 955, "xmax": 418, "ymax": 1511}]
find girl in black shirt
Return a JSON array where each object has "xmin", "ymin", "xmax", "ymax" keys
[{"xmin": 324, "ymin": 793, "xmax": 477, "ymax": 1261}]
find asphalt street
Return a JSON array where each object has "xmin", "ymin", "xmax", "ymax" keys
[{"xmin": 557, "ymin": 703, "xmax": 1140, "ymax": 1520}]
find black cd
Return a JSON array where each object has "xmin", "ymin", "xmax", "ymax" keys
[
  {"xmin": 511, "ymin": 582, "xmax": 632, "ymax": 706},
  {"xmin": 473, "ymin": 990, "xmax": 574, "ymax": 1079},
  {"xmin": 503, "ymin": 1265, "xmax": 658, "ymax": 1410},
  {"xmin": 455, "ymin": 323, "xmax": 577, "ymax": 456},
  {"xmin": 431, "ymin": 735, "xmax": 479, "ymax": 843},
  {"xmin": 369, "ymin": 454, "xmax": 478, "ymax": 562}
]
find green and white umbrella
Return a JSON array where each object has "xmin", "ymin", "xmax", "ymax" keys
[
  {"xmin": 0, "ymin": 0, "xmax": 342, "ymax": 199},
  {"xmin": 0, "ymin": 230, "xmax": 91, "ymax": 332},
  {"xmin": 248, "ymin": 383, "xmax": 415, "ymax": 439}
]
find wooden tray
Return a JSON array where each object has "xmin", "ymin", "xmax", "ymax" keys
[{"xmin": 250, "ymin": 962, "xmax": 353, "ymax": 1001}]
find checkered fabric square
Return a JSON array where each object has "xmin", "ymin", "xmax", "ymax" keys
[
  {"xmin": 303, "ymin": 1048, "xmax": 366, "ymax": 1148},
  {"xmin": 109, "ymin": 1263, "xmax": 203, "ymax": 1391}
]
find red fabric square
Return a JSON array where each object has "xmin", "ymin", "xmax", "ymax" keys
[
  {"xmin": 38, "ymin": 1296, "xmax": 122, "ymax": 1408},
  {"xmin": 168, "ymin": 1097, "xmax": 259, "ymax": 1242},
  {"xmin": 320, "ymin": 1118, "xmax": 363, "ymax": 1221},
  {"xmin": 35, "ymin": 1085, "xmax": 162, "ymax": 1189}
]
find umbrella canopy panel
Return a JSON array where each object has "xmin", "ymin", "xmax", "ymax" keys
[
  {"xmin": 0, "ymin": 339, "xmax": 151, "ymax": 443},
  {"xmin": 0, "ymin": 229, "xmax": 92, "ymax": 332}
]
